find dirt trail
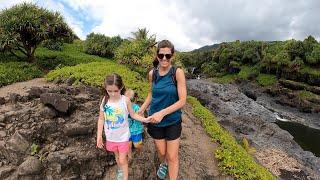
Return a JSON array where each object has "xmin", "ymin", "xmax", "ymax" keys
[{"xmin": 0, "ymin": 78, "xmax": 56, "ymax": 98}]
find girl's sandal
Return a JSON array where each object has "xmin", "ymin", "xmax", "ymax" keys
[{"xmin": 117, "ymin": 169, "xmax": 124, "ymax": 180}]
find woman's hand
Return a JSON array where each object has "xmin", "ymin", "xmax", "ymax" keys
[
  {"xmin": 97, "ymin": 136, "xmax": 104, "ymax": 149},
  {"xmin": 150, "ymin": 111, "xmax": 165, "ymax": 123}
]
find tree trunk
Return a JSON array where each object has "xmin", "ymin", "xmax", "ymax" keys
[{"xmin": 26, "ymin": 46, "xmax": 35, "ymax": 63}]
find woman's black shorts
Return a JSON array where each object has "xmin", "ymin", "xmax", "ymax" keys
[{"xmin": 147, "ymin": 121, "xmax": 182, "ymax": 141}]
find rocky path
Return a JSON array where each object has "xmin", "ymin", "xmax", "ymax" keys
[
  {"xmin": 0, "ymin": 78, "xmax": 56, "ymax": 98},
  {"xmin": 0, "ymin": 78, "xmax": 232, "ymax": 180}
]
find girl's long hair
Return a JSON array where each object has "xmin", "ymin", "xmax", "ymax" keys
[{"xmin": 101, "ymin": 73, "xmax": 126, "ymax": 107}]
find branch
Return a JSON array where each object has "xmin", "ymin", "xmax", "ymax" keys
[
  {"xmin": 16, "ymin": 45, "xmax": 28, "ymax": 56},
  {"xmin": 9, "ymin": 49, "xmax": 23, "ymax": 60},
  {"xmin": 31, "ymin": 45, "xmax": 37, "ymax": 55}
]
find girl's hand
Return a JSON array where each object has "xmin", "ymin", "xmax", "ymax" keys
[
  {"xmin": 137, "ymin": 109, "xmax": 145, "ymax": 116},
  {"xmin": 144, "ymin": 116, "xmax": 152, "ymax": 123},
  {"xmin": 150, "ymin": 111, "xmax": 165, "ymax": 123},
  {"xmin": 97, "ymin": 136, "xmax": 104, "ymax": 149}
]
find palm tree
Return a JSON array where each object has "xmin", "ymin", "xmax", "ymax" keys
[{"xmin": 129, "ymin": 28, "xmax": 156, "ymax": 49}]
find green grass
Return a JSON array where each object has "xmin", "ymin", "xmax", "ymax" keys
[
  {"xmin": 45, "ymin": 61, "xmax": 149, "ymax": 101},
  {"xmin": 256, "ymin": 74, "xmax": 277, "ymax": 86},
  {"xmin": 187, "ymin": 96, "xmax": 275, "ymax": 180},
  {"xmin": 211, "ymin": 74, "xmax": 238, "ymax": 84},
  {"xmin": 238, "ymin": 66, "xmax": 259, "ymax": 80},
  {"xmin": 0, "ymin": 62, "xmax": 44, "ymax": 87},
  {"xmin": 300, "ymin": 66, "xmax": 320, "ymax": 77},
  {"xmin": 298, "ymin": 90, "xmax": 317, "ymax": 101},
  {"xmin": 35, "ymin": 42, "xmax": 107, "ymax": 70},
  {"xmin": 0, "ymin": 41, "xmax": 109, "ymax": 87}
]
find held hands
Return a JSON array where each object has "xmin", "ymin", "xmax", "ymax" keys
[
  {"xmin": 141, "ymin": 111, "xmax": 164, "ymax": 124},
  {"xmin": 149, "ymin": 111, "xmax": 165, "ymax": 124}
]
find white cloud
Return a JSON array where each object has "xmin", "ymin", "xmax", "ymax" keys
[
  {"xmin": 1, "ymin": 0, "xmax": 320, "ymax": 51},
  {"xmin": 58, "ymin": 0, "xmax": 202, "ymax": 51}
]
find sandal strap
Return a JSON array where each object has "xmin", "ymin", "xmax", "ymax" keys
[{"xmin": 157, "ymin": 163, "xmax": 168, "ymax": 179}]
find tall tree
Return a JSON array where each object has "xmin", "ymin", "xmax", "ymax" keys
[
  {"xmin": 0, "ymin": 2, "xmax": 74, "ymax": 62},
  {"xmin": 130, "ymin": 28, "xmax": 156, "ymax": 48}
]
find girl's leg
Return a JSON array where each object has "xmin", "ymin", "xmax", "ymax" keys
[
  {"xmin": 135, "ymin": 143, "xmax": 143, "ymax": 152},
  {"xmin": 114, "ymin": 151, "xmax": 120, "ymax": 166},
  {"xmin": 166, "ymin": 138, "xmax": 180, "ymax": 180},
  {"xmin": 118, "ymin": 152, "xmax": 129, "ymax": 180},
  {"xmin": 128, "ymin": 142, "xmax": 132, "ymax": 160},
  {"xmin": 154, "ymin": 139, "xmax": 167, "ymax": 163}
]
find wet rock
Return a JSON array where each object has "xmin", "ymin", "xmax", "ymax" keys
[
  {"xmin": 40, "ymin": 93, "xmax": 73, "ymax": 113},
  {"xmin": 17, "ymin": 156, "xmax": 43, "ymax": 175}
]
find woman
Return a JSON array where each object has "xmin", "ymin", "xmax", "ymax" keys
[{"xmin": 138, "ymin": 40, "xmax": 187, "ymax": 180}]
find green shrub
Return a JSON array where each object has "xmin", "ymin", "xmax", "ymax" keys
[
  {"xmin": 84, "ymin": 33, "xmax": 122, "ymax": 58},
  {"xmin": 45, "ymin": 61, "xmax": 149, "ymax": 101},
  {"xmin": 211, "ymin": 74, "xmax": 238, "ymax": 84},
  {"xmin": 0, "ymin": 62, "xmax": 43, "ymax": 87},
  {"xmin": 35, "ymin": 43, "xmax": 105, "ymax": 70},
  {"xmin": 30, "ymin": 143, "xmax": 39, "ymax": 155},
  {"xmin": 42, "ymin": 39, "xmax": 63, "ymax": 51},
  {"xmin": 187, "ymin": 96, "xmax": 275, "ymax": 180},
  {"xmin": 256, "ymin": 74, "xmax": 277, "ymax": 86},
  {"xmin": 238, "ymin": 66, "xmax": 259, "ymax": 80},
  {"xmin": 298, "ymin": 90, "xmax": 317, "ymax": 101}
]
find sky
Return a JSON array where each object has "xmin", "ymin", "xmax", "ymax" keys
[{"xmin": 0, "ymin": 0, "xmax": 320, "ymax": 51}]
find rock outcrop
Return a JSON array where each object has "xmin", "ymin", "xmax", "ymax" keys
[{"xmin": 187, "ymin": 79, "xmax": 320, "ymax": 179}]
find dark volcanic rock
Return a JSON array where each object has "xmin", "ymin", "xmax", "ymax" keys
[
  {"xmin": 40, "ymin": 93, "xmax": 74, "ymax": 113},
  {"xmin": 187, "ymin": 79, "xmax": 320, "ymax": 178},
  {"xmin": 0, "ymin": 97, "xmax": 5, "ymax": 105}
]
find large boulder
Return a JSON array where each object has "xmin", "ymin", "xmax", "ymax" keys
[{"xmin": 40, "ymin": 93, "xmax": 74, "ymax": 113}]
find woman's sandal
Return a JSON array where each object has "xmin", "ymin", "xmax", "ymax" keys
[{"xmin": 157, "ymin": 163, "xmax": 168, "ymax": 179}]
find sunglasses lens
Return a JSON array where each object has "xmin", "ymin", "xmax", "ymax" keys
[
  {"xmin": 157, "ymin": 54, "xmax": 164, "ymax": 59},
  {"xmin": 165, "ymin": 54, "xmax": 172, "ymax": 59},
  {"xmin": 157, "ymin": 53, "xmax": 172, "ymax": 60}
]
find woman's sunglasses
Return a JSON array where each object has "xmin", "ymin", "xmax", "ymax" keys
[{"xmin": 157, "ymin": 53, "xmax": 172, "ymax": 60}]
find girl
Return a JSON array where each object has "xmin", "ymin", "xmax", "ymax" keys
[
  {"xmin": 138, "ymin": 40, "xmax": 187, "ymax": 180},
  {"xmin": 96, "ymin": 73, "xmax": 150, "ymax": 180},
  {"xmin": 124, "ymin": 89, "xmax": 144, "ymax": 160}
]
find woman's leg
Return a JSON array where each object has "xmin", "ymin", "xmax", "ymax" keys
[
  {"xmin": 166, "ymin": 138, "xmax": 180, "ymax": 180},
  {"xmin": 154, "ymin": 139, "xmax": 167, "ymax": 163}
]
